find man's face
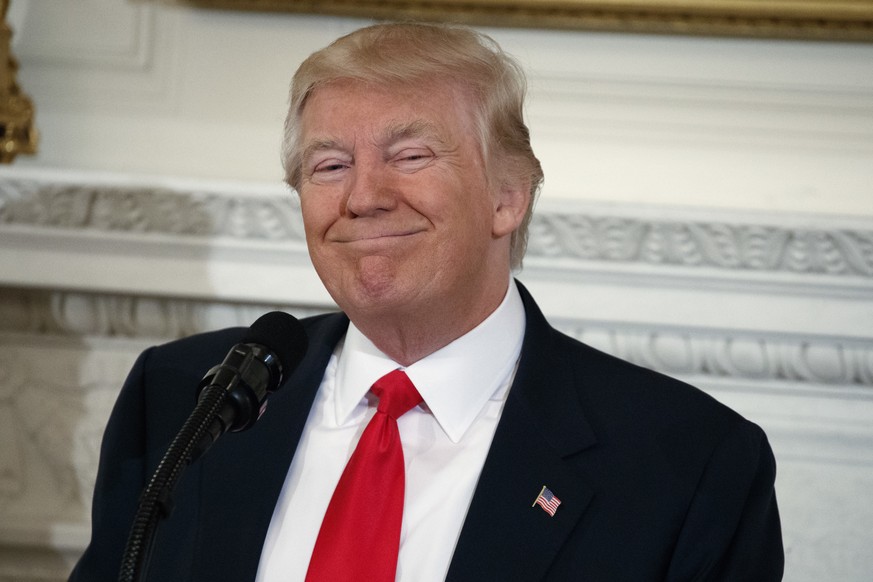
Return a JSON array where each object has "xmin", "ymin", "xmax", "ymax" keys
[{"xmin": 296, "ymin": 79, "xmax": 523, "ymax": 328}]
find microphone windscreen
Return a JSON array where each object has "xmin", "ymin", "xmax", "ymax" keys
[{"xmin": 242, "ymin": 311, "xmax": 308, "ymax": 373}]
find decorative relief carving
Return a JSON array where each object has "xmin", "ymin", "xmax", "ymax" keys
[
  {"xmin": 0, "ymin": 350, "xmax": 118, "ymax": 517},
  {"xmin": 0, "ymin": 180, "xmax": 307, "ymax": 242},
  {"xmin": 1, "ymin": 287, "xmax": 869, "ymax": 389},
  {"xmin": 0, "ymin": 352, "xmax": 24, "ymax": 499},
  {"xmin": 528, "ymin": 214, "xmax": 873, "ymax": 278},
  {"xmin": 1, "ymin": 178, "xmax": 872, "ymax": 279},
  {"xmin": 0, "ymin": 287, "xmax": 328, "ymax": 340},
  {"xmin": 0, "ymin": 176, "xmax": 871, "ymax": 390},
  {"xmin": 558, "ymin": 322, "xmax": 873, "ymax": 388}
]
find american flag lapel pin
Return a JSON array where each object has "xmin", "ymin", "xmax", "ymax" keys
[{"xmin": 532, "ymin": 485, "xmax": 562, "ymax": 517}]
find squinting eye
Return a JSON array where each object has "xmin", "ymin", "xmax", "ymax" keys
[
  {"xmin": 317, "ymin": 163, "xmax": 347, "ymax": 172},
  {"xmin": 394, "ymin": 149, "xmax": 433, "ymax": 168},
  {"xmin": 313, "ymin": 160, "xmax": 350, "ymax": 174}
]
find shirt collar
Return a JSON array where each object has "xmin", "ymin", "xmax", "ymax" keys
[{"xmin": 334, "ymin": 280, "xmax": 526, "ymax": 443}]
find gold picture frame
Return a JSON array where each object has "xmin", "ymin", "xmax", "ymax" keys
[
  {"xmin": 0, "ymin": 0, "xmax": 37, "ymax": 162},
  {"xmin": 151, "ymin": 0, "xmax": 873, "ymax": 42}
]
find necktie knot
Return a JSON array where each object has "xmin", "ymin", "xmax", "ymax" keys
[{"xmin": 372, "ymin": 369, "xmax": 422, "ymax": 420}]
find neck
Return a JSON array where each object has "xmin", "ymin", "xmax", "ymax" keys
[{"xmin": 350, "ymin": 278, "xmax": 511, "ymax": 367}]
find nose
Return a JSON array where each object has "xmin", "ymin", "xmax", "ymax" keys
[{"xmin": 342, "ymin": 162, "xmax": 398, "ymax": 218}]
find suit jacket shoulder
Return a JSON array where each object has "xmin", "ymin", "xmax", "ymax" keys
[{"xmin": 447, "ymin": 282, "xmax": 783, "ymax": 581}]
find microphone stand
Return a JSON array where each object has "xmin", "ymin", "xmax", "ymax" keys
[{"xmin": 116, "ymin": 383, "xmax": 228, "ymax": 582}]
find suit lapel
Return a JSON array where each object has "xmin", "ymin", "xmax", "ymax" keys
[
  {"xmin": 190, "ymin": 312, "xmax": 349, "ymax": 581},
  {"xmin": 447, "ymin": 283, "xmax": 597, "ymax": 581}
]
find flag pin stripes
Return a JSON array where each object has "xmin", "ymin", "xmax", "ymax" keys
[{"xmin": 532, "ymin": 485, "xmax": 561, "ymax": 517}]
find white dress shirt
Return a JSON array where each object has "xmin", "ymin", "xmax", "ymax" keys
[{"xmin": 256, "ymin": 281, "xmax": 526, "ymax": 582}]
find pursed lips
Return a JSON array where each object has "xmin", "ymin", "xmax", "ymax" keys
[{"xmin": 331, "ymin": 228, "xmax": 426, "ymax": 244}]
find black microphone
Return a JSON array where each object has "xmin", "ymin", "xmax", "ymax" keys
[{"xmin": 193, "ymin": 311, "xmax": 309, "ymax": 460}]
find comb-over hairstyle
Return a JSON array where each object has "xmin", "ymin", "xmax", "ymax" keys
[{"xmin": 282, "ymin": 22, "xmax": 543, "ymax": 269}]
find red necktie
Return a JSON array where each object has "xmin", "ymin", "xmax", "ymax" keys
[{"xmin": 305, "ymin": 370, "xmax": 423, "ymax": 582}]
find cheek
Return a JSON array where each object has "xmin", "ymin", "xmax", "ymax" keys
[
  {"xmin": 299, "ymin": 195, "xmax": 332, "ymax": 237},
  {"xmin": 424, "ymin": 172, "xmax": 490, "ymax": 220},
  {"xmin": 458, "ymin": 185, "xmax": 498, "ymax": 234}
]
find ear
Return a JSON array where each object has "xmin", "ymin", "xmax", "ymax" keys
[{"xmin": 492, "ymin": 173, "xmax": 531, "ymax": 239}]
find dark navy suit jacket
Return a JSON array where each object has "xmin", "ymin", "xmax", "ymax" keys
[{"xmin": 70, "ymin": 282, "xmax": 783, "ymax": 581}]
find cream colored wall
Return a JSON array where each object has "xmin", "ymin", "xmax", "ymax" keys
[
  {"xmin": 1, "ymin": 1, "xmax": 872, "ymax": 581},
  {"xmin": 12, "ymin": 1, "xmax": 873, "ymax": 216}
]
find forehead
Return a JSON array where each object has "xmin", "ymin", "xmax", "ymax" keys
[{"xmin": 299, "ymin": 79, "xmax": 478, "ymax": 143}]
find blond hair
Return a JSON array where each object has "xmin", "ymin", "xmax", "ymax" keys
[{"xmin": 282, "ymin": 22, "xmax": 543, "ymax": 269}]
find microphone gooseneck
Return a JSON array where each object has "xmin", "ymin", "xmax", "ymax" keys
[{"xmin": 118, "ymin": 312, "xmax": 308, "ymax": 582}]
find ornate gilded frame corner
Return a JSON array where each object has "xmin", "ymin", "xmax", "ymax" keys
[
  {"xmin": 0, "ymin": 0, "xmax": 37, "ymax": 163},
  {"xmin": 150, "ymin": 0, "xmax": 873, "ymax": 42}
]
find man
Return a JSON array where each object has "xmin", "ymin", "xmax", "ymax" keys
[{"xmin": 70, "ymin": 22, "xmax": 783, "ymax": 581}]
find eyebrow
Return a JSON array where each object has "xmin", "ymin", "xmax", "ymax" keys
[
  {"xmin": 379, "ymin": 120, "xmax": 446, "ymax": 148},
  {"xmin": 300, "ymin": 119, "xmax": 450, "ymax": 167}
]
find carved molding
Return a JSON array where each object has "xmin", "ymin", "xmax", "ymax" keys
[
  {"xmin": 554, "ymin": 320, "xmax": 873, "ymax": 389},
  {"xmin": 0, "ymin": 287, "xmax": 870, "ymax": 390},
  {"xmin": 0, "ymin": 348, "xmax": 115, "ymax": 516},
  {"xmin": 529, "ymin": 213, "xmax": 873, "ymax": 279},
  {"xmin": 1, "ymin": 177, "xmax": 871, "ymax": 281},
  {"xmin": 0, "ymin": 287, "xmax": 326, "ymax": 340},
  {"xmin": 0, "ymin": 179, "xmax": 307, "ymax": 241},
  {"xmin": 0, "ymin": 173, "xmax": 871, "ymax": 390},
  {"xmin": 0, "ymin": 340, "xmax": 131, "ymax": 582}
]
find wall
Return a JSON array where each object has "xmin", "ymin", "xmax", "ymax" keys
[{"xmin": 0, "ymin": 1, "xmax": 871, "ymax": 580}]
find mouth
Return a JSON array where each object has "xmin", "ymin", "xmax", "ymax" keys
[{"xmin": 335, "ymin": 229, "xmax": 425, "ymax": 244}]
